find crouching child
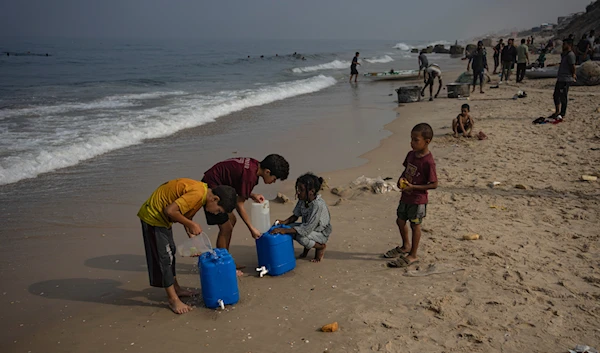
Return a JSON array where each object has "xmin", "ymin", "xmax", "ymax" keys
[{"xmin": 272, "ymin": 173, "xmax": 332, "ymax": 262}]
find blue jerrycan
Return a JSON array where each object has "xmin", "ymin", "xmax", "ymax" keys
[
  {"xmin": 199, "ymin": 248, "xmax": 239, "ymax": 309},
  {"xmin": 255, "ymin": 225, "xmax": 296, "ymax": 277}
]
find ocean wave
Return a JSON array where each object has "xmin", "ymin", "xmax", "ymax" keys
[
  {"xmin": 0, "ymin": 91, "xmax": 187, "ymax": 118},
  {"xmin": 393, "ymin": 43, "xmax": 412, "ymax": 51},
  {"xmin": 292, "ymin": 60, "xmax": 349, "ymax": 73},
  {"xmin": 0, "ymin": 75, "xmax": 337, "ymax": 185},
  {"xmin": 364, "ymin": 55, "xmax": 394, "ymax": 64}
]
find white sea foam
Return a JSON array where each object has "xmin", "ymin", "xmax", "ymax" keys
[
  {"xmin": 364, "ymin": 55, "xmax": 394, "ymax": 64},
  {"xmin": 0, "ymin": 76, "xmax": 337, "ymax": 185},
  {"xmin": 0, "ymin": 91, "xmax": 187, "ymax": 119},
  {"xmin": 292, "ymin": 60, "xmax": 349, "ymax": 73},
  {"xmin": 393, "ymin": 43, "xmax": 412, "ymax": 51}
]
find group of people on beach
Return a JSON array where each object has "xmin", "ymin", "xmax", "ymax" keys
[
  {"xmin": 138, "ymin": 30, "xmax": 591, "ymax": 313},
  {"xmin": 137, "ymin": 155, "xmax": 338, "ymax": 313},
  {"xmin": 137, "ymin": 122, "xmax": 439, "ymax": 314}
]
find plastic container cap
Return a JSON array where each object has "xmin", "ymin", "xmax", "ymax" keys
[{"xmin": 178, "ymin": 232, "xmax": 213, "ymax": 257}]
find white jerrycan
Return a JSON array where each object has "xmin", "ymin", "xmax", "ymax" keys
[{"xmin": 251, "ymin": 200, "xmax": 271, "ymax": 234}]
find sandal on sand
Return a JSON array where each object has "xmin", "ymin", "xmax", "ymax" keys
[
  {"xmin": 387, "ymin": 257, "xmax": 419, "ymax": 268},
  {"xmin": 382, "ymin": 246, "xmax": 408, "ymax": 258}
]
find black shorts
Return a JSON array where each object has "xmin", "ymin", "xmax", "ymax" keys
[
  {"xmin": 397, "ymin": 202, "xmax": 427, "ymax": 224},
  {"xmin": 141, "ymin": 221, "xmax": 176, "ymax": 288},
  {"xmin": 456, "ymin": 123, "xmax": 471, "ymax": 133},
  {"xmin": 205, "ymin": 209, "xmax": 230, "ymax": 225},
  {"xmin": 350, "ymin": 66, "xmax": 358, "ymax": 75}
]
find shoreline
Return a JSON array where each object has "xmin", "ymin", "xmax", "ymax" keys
[
  {"xmin": 0, "ymin": 64, "xmax": 463, "ymax": 351},
  {"xmin": 4, "ymin": 52, "xmax": 599, "ymax": 352}
]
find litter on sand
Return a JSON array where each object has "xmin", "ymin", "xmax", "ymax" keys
[
  {"xmin": 568, "ymin": 345, "xmax": 598, "ymax": 353},
  {"xmin": 462, "ymin": 234, "xmax": 480, "ymax": 240},
  {"xmin": 581, "ymin": 175, "xmax": 598, "ymax": 182},
  {"xmin": 321, "ymin": 322, "xmax": 339, "ymax": 332},
  {"xmin": 351, "ymin": 175, "xmax": 399, "ymax": 194}
]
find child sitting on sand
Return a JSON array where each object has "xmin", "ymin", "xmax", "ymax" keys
[
  {"xmin": 384, "ymin": 123, "xmax": 438, "ymax": 268},
  {"xmin": 137, "ymin": 179, "xmax": 237, "ymax": 314},
  {"xmin": 452, "ymin": 104, "xmax": 475, "ymax": 138},
  {"xmin": 272, "ymin": 173, "xmax": 332, "ymax": 262}
]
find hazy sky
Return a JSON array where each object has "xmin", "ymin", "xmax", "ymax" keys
[{"xmin": 0, "ymin": 0, "xmax": 593, "ymax": 40}]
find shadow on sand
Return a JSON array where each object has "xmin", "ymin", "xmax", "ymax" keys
[
  {"xmin": 84, "ymin": 254, "xmax": 198, "ymax": 274},
  {"xmin": 28, "ymin": 278, "xmax": 162, "ymax": 308},
  {"xmin": 28, "ymin": 243, "xmax": 385, "ymax": 307}
]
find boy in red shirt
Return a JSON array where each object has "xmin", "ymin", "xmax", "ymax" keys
[
  {"xmin": 384, "ymin": 123, "xmax": 438, "ymax": 268},
  {"xmin": 202, "ymin": 155, "xmax": 289, "ymax": 256}
]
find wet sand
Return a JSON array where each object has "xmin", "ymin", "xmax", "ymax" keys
[
  {"xmin": 3, "ymin": 54, "xmax": 599, "ymax": 353},
  {"xmin": 0, "ymin": 70, "xmax": 422, "ymax": 352}
]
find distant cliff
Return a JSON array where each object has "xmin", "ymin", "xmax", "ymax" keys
[{"xmin": 556, "ymin": 1, "xmax": 599, "ymax": 39}]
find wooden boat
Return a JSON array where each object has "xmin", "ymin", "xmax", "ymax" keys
[
  {"xmin": 525, "ymin": 67, "xmax": 558, "ymax": 79},
  {"xmin": 364, "ymin": 70, "xmax": 420, "ymax": 81}
]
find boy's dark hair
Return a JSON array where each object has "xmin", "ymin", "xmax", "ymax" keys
[
  {"xmin": 564, "ymin": 38, "xmax": 574, "ymax": 46},
  {"xmin": 461, "ymin": 103, "xmax": 470, "ymax": 111},
  {"xmin": 211, "ymin": 185, "xmax": 237, "ymax": 213},
  {"xmin": 355, "ymin": 52, "xmax": 359, "ymax": 55},
  {"xmin": 296, "ymin": 173, "xmax": 324, "ymax": 194},
  {"xmin": 521, "ymin": 38, "xmax": 526, "ymax": 44},
  {"xmin": 260, "ymin": 154, "xmax": 289, "ymax": 180},
  {"xmin": 412, "ymin": 123, "xmax": 434, "ymax": 141}
]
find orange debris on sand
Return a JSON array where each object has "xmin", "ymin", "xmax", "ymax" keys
[{"xmin": 321, "ymin": 322, "xmax": 339, "ymax": 332}]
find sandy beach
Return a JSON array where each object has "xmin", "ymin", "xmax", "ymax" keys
[{"xmin": 2, "ymin": 56, "xmax": 600, "ymax": 353}]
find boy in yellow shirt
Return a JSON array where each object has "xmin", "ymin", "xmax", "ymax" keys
[{"xmin": 137, "ymin": 178, "xmax": 236, "ymax": 314}]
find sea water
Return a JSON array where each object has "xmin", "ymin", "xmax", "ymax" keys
[{"xmin": 0, "ymin": 37, "xmax": 460, "ymax": 186}]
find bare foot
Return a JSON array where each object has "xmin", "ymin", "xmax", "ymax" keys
[
  {"xmin": 311, "ymin": 244, "xmax": 326, "ymax": 263},
  {"xmin": 453, "ymin": 133, "xmax": 459, "ymax": 138},
  {"xmin": 168, "ymin": 298, "xmax": 193, "ymax": 314},
  {"xmin": 299, "ymin": 248, "xmax": 310, "ymax": 259},
  {"xmin": 236, "ymin": 269, "xmax": 244, "ymax": 277},
  {"xmin": 480, "ymin": 90, "xmax": 485, "ymax": 94}
]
